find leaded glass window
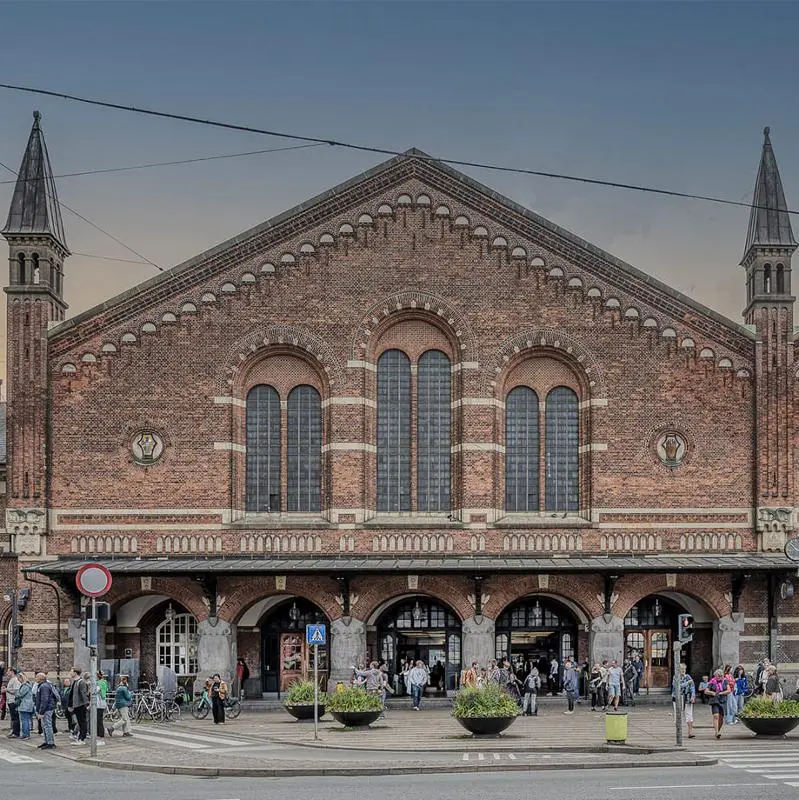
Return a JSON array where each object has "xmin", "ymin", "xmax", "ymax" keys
[
  {"xmin": 287, "ymin": 385, "xmax": 322, "ymax": 512},
  {"xmin": 417, "ymin": 350, "xmax": 451, "ymax": 512},
  {"xmin": 377, "ymin": 349, "xmax": 411, "ymax": 512},
  {"xmin": 544, "ymin": 386, "xmax": 579, "ymax": 511},
  {"xmin": 246, "ymin": 385, "xmax": 281, "ymax": 512},
  {"xmin": 156, "ymin": 613, "xmax": 198, "ymax": 677},
  {"xmin": 505, "ymin": 386, "xmax": 540, "ymax": 511}
]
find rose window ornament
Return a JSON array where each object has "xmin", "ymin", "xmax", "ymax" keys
[
  {"xmin": 131, "ymin": 430, "xmax": 165, "ymax": 464},
  {"xmin": 656, "ymin": 431, "xmax": 687, "ymax": 468}
]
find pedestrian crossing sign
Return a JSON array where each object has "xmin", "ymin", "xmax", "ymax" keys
[{"xmin": 306, "ymin": 623, "xmax": 326, "ymax": 646}]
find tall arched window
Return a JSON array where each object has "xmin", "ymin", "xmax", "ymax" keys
[
  {"xmin": 156, "ymin": 612, "xmax": 198, "ymax": 677},
  {"xmin": 17, "ymin": 253, "xmax": 26, "ymax": 284},
  {"xmin": 287, "ymin": 385, "xmax": 322, "ymax": 512},
  {"xmin": 417, "ymin": 350, "xmax": 451, "ymax": 512},
  {"xmin": 764, "ymin": 264, "xmax": 772, "ymax": 293},
  {"xmin": 505, "ymin": 386, "xmax": 540, "ymax": 511},
  {"xmin": 545, "ymin": 386, "xmax": 579, "ymax": 511},
  {"xmin": 246, "ymin": 385, "xmax": 281, "ymax": 512},
  {"xmin": 377, "ymin": 349, "xmax": 411, "ymax": 511},
  {"xmin": 777, "ymin": 264, "xmax": 785, "ymax": 294}
]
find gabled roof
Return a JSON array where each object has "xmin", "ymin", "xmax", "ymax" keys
[
  {"xmin": 2, "ymin": 111, "xmax": 68, "ymax": 251},
  {"xmin": 743, "ymin": 127, "xmax": 796, "ymax": 256},
  {"xmin": 50, "ymin": 147, "xmax": 753, "ymax": 353}
]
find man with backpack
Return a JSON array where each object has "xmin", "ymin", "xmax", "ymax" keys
[{"xmin": 522, "ymin": 665, "xmax": 540, "ymax": 716}]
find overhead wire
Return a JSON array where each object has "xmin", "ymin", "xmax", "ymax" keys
[{"xmin": 0, "ymin": 81, "xmax": 789, "ymax": 217}]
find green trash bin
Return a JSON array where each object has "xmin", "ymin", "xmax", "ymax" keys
[{"xmin": 605, "ymin": 711, "xmax": 628, "ymax": 743}]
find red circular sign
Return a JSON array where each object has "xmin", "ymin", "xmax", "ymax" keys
[{"xmin": 75, "ymin": 563, "xmax": 113, "ymax": 597}]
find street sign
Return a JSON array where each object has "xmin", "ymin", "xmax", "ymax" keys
[
  {"xmin": 786, "ymin": 537, "xmax": 799, "ymax": 563},
  {"xmin": 306, "ymin": 623, "xmax": 326, "ymax": 646},
  {"xmin": 76, "ymin": 563, "xmax": 113, "ymax": 597}
]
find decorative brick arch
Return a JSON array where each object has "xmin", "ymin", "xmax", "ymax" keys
[
  {"xmin": 106, "ymin": 577, "xmax": 208, "ymax": 622},
  {"xmin": 218, "ymin": 323, "xmax": 344, "ymax": 395},
  {"xmin": 612, "ymin": 573, "xmax": 730, "ymax": 620},
  {"xmin": 487, "ymin": 329, "xmax": 606, "ymax": 397},
  {"xmin": 220, "ymin": 575, "xmax": 342, "ymax": 624},
  {"xmin": 350, "ymin": 292, "xmax": 479, "ymax": 364},
  {"xmin": 356, "ymin": 575, "xmax": 473, "ymax": 624},
  {"xmin": 482, "ymin": 574, "xmax": 603, "ymax": 622}
]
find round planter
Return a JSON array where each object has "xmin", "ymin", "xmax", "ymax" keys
[
  {"xmin": 285, "ymin": 704, "xmax": 326, "ymax": 721},
  {"xmin": 739, "ymin": 716, "xmax": 799, "ymax": 737},
  {"xmin": 330, "ymin": 710, "xmax": 382, "ymax": 728},
  {"xmin": 455, "ymin": 716, "xmax": 518, "ymax": 736}
]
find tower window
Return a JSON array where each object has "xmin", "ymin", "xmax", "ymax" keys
[
  {"xmin": 764, "ymin": 264, "xmax": 772, "ymax": 294},
  {"xmin": 17, "ymin": 253, "xmax": 26, "ymax": 284},
  {"xmin": 777, "ymin": 265, "xmax": 785, "ymax": 294},
  {"xmin": 32, "ymin": 253, "xmax": 40, "ymax": 285}
]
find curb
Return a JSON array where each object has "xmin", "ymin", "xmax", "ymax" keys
[{"xmin": 80, "ymin": 756, "xmax": 717, "ymax": 778}]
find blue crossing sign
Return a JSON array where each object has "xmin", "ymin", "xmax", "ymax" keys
[{"xmin": 306, "ymin": 623, "xmax": 326, "ymax": 646}]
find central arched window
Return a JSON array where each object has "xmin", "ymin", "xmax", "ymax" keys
[
  {"xmin": 287, "ymin": 386, "xmax": 322, "ymax": 512},
  {"xmin": 377, "ymin": 348, "xmax": 452, "ymax": 512},
  {"xmin": 505, "ymin": 386, "xmax": 540, "ymax": 511},
  {"xmin": 247, "ymin": 385, "xmax": 281, "ymax": 512},
  {"xmin": 545, "ymin": 387, "xmax": 579, "ymax": 511},
  {"xmin": 156, "ymin": 612, "xmax": 198, "ymax": 677}
]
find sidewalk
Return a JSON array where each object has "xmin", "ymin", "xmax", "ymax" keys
[{"xmin": 1, "ymin": 706, "xmax": 728, "ymax": 777}]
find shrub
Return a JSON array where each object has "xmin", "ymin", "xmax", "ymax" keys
[
  {"xmin": 452, "ymin": 684, "xmax": 520, "ymax": 719},
  {"xmin": 284, "ymin": 680, "xmax": 326, "ymax": 706},
  {"xmin": 739, "ymin": 698, "xmax": 799, "ymax": 719},
  {"xmin": 326, "ymin": 686, "xmax": 383, "ymax": 713}
]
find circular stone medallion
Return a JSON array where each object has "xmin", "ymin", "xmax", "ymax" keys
[
  {"xmin": 131, "ymin": 430, "xmax": 165, "ymax": 464},
  {"xmin": 656, "ymin": 431, "xmax": 687, "ymax": 467}
]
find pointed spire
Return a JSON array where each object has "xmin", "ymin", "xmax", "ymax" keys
[
  {"xmin": 2, "ymin": 111, "xmax": 68, "ymax": 251},
  {"xmin": 743, "ymin": 126, "xmax": 796, "ymax": 256}
]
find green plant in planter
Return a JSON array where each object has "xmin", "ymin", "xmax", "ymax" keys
[
  {"xmin": 739, "ymin": 698, "xmax": 799, "ymax": 719},
  {"xmin": 284, "ymin": 680, "xmax": 326, "ymax": 706},
  {"xmin": 326, "ymin": 687, "xmax": 383, "ymax": 713},
  {"xmin": 452, "ymin": 684, "xmax": 520, "ymax": 719}
]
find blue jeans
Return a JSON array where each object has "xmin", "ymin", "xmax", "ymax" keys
[
  {"xmin": 725, "ymin": 692, "xmax": 737, "ymax": 724},
  {"xmin": 19, "ymin": 711, "xmax": 32, "ymax": 738},
  {"xmin": 411, "ymin": 684, "xmax": 423, "ymax": 709},
  {"xmin": 41, "ymin": 710, "xmax": 54, "ymax": 745}
]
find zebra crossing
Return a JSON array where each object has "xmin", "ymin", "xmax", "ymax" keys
[
  {"xmin": 122, "ymin": 725, "xmax": 256, "ymax": 751},
  {"xmin": 698, "ymin": 746, "xmax": 799, "ymax": 789},
  {"xmin": 0, "ymin": 747, "xmax": 41, "ymax": 764},
  {"xmin": 462, "ymin": 752, "xmax": 518, "ymax": 762}
]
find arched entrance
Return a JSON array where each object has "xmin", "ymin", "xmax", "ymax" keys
[
  {"xmin": 624, "ymin": 595, "xmax": 690, "ymax": 689},
  {"xmin": 259, "ymin": 598, "xmax": 330, "ymax": 695},
  {"xmin": 376, "ymin": 597, "xmax": 462, "ymax": 691},
  {"xmin": 495, "ymin": 597, "xmax": 579, "ymax": 680}
]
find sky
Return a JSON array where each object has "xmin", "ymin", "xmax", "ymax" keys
[{"xmin": 2, "ymin": 1, "xmax": 799, "ymax": 386}]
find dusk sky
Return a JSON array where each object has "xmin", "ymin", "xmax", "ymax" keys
[{"xmin": 2, "ymin": 1, "xmax": 799, "ymax": 383}]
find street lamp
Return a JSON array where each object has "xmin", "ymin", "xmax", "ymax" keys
[
  {"xmin": 412, "ymin": 600, "xmax": 422, "ymax": 623},
  {"xmin": 165, "ymin": 602, "xmax": 176, "ymax": 622}
]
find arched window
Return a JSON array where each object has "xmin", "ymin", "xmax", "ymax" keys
[
  {"xmin": 505, "ymin": 386, "xmax": 540, "ymax": 511},
  {"xmin": 545, "ymin": 386, "xmax": 579, "ymax": 511},
  {"xmin": 417, "ymin": 350, "xmax": 451, "ymax": 512},
  {"xmin": 246, "ymin": 385, "xmax": 281, "ymax": 512},
  {"xmin": 377, "ymin": 349, "xmax": 411, "ymax": 512},
  {"xmin": 287, "ymin": 385, "xmax": 322, "ymax": 512},
  {"xmin": 777, "ymin": 264, "xmax": 785, "ymax": 294},
  {"xmin": 32, "ymin": 253, "xmax": 40, "ymax": 285},
  {"xmin": 156, "ymin": 612, "xmax": 198, "ymax": 677},
  {"xmin": 764, "ymin": 264, "xmax": 772, "ymax": 293},
  {"xmin": 17, "ymin": 253, "xmax": 26, "ymax": 284}
]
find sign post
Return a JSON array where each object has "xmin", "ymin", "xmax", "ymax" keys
[
  {"xmin": 306, "ymin": 623, "xmax": 327, "ymax": 742},
  {"xmin": 75, "ymin": 564, "xmax": 113, "ymax": 758},
  {"xmin": 672, "ymin": 640, "xmax": 683, "ymax": 746}
]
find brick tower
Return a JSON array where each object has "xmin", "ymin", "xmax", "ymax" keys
[
  {"xmin": 2, "ymin": 111, "xmax": 69, "ymax": 556},
  {"xmin": 741, "ymin": 127, "xmax": 797, "ymax": 550}
]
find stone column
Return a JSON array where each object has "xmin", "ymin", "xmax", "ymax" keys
[
  {"xmin": 590, "ymin": 615, "xmax": 624, "ymax": 664},
  {"xmin": 197, "ymin": 619, "xmax": 236, "ymax": 684},
  {"xmin": 713, "ymin": 613, "xmax": 745, "ymax": 668},
  {"xmin": 330, "ymin": 617, "xmax": 366, "ymax": 686},
  {"xmin": 462, "ymin": 616, "xmax": 496, "ymax": 668}
]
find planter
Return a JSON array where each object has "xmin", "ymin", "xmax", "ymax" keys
[
  {"xmin": 455, "ymin": 716, "xmax": 517, "ymax": 736},
  {"xmin": 285, "ymin": 704, "xmax": 326, "ymax": 721},
  {"xmin": 330, "ymin": 710, "xmax": 382, "ymax": 728},
  {"xmin": 739, "ymin": 716, "xmax": 799, "ymax": 737}
]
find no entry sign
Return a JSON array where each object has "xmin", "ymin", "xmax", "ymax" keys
[{"xmin": 75, "ymin": 563, "xmax": 113, "ymax": 598}]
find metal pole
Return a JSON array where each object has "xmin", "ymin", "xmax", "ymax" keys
[
  {"xmin": 673, "ymin": 640, "xmax": 683, "ymax": 746},
  {"xmin": 89, "ymin": 597, "xmax": 98, "ymax": 757},
  {"xmin": 9, "ymin": 590, "xmax": 18, "ymax": 670},
  {"xmin": 313, "ymin": 643, "xmax": 319, "ymax": 741}
]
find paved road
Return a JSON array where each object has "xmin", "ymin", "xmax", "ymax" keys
[{"xmin": 1, "ymin": 757, "xmax": 792, "ymax": 800}]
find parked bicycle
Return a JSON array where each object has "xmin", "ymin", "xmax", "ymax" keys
[{"xmin": 191, "ymin": 688, "xmax": 241, "ymax": 720}]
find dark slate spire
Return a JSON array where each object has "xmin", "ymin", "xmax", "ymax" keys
[
  {"xmin": 744, "ymin": 126, "xmax": 796, "ymax": 256},
  {"xmin": 2, "ymin": 111, "xmax": 68, "ymax": 250}
]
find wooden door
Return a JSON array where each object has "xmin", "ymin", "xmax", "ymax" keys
[
  {"xmin": 647, "ymin": 629, "xmax": 671, "ymax": 689},
  {"xmin": 280, "ymin": 632, "xmax": 307, "ymax": 692}
]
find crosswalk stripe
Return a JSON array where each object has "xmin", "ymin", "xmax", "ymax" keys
[
  {"xmin": 478, "ymin": 753, "xmax": 485, "ymax": 761},
  {"xmin": 785, "ymin": 782, "xmax": 799, "ymax": 787},
  {"xmin": 762, "ymin": 775, "xmax": 799, "ymax": 780},
  {"xmin": 508, "ymin": 753, "xmax": 516, "ymax": 760},
  {"xmin": 126, "ymin": 731, "xmax": 209, "ymax": 750},
  {"xmin": 493, "ymin": 753, "xmax": 501, "ymax": 760},
  {"xmin": 136, "ymin": 727, "xmax": 250, "ymax": 746},
  {"xmin": 0, "ymin": 748, "xmax": 40, "ymax": 764}
]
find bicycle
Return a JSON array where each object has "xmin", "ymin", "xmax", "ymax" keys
[{"xmin": 191, "ymin": 690, "xmax": 241, "ymax": 720}]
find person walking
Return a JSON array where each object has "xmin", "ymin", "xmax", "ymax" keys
[
  {"xmin": 94, "ymin": 671, "xmax": 107, "ymax": 745},
  {"xmin": 67, "ymin": 667, "xmax": 90, "ymax": 745},
  {"xmin": 606, "ymin": 660, "xmax": 624, "ymax": 711},
  {"xmin": 733, "ymin": 665, "xmax": 749, "ymax": 722},
  {"xmin": 210, "ymin": 674, "xmax": 227, "ymax": 724},
  {"xmin": 722, "ymin": 664, "xmax": 737, "ymax": 726},
  {"xmin": 16, "ymin": 673, "xmax": 34, "ymax": 740},
  {"xmin": 765, "ymin": 665, "xmax": 782, "ymax": 702},
  {"xmin": 671, "ymin": 664, "xmax": 696, "ymax": 739},
  {"xmin": 705, "ymin": 668, "xmax": 730, "ymax": 739},
  {"xmin": 562, "ymin": 659, "xmax": 579, "ymax": 714},
  {"xmin": 106, "ymin": 675, "xmax": 134, "ymax": 738},
  {"xmin": 589, "ymin": 663, "xmax": 604, "ymax": 711},
  {"xmin": 549, "ymin": 655, "xmax": 560, "ymax": 695},
  {"xmin": 6, "ymin": 667, "xmax": 20, "ymax": 738},
  {"xmin": 522, "ymin": 665, "xmax": 540, "ymax": 716},
  {"xmin": 407, "ymin": 660, "xmax": 428, "ymax": 711},
  {"xmin": 34, "ymin": 672, "xmax": 57, "ymax": 749},
  {"xmin": 235, "ymin": 658, "xmax": 250, "ymax": 699}
]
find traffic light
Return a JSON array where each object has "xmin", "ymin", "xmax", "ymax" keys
[
  {"xmin": 12, "ymin": 625, "xmax": 23, "ymax": 649},
  {"xmin": 677, "ymin": 613, "xmax": 694, "ymax": 644}
]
